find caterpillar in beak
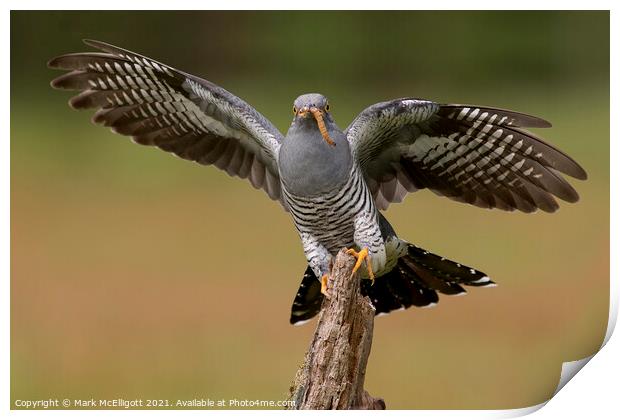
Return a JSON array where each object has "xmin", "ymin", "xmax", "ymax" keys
[{"xmin": 309, "ymin": 107, "xmax": 335, "ymax": 146}]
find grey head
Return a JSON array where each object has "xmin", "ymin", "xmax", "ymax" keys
[{"xmin": 279, "ymin": 93, "xmax": 353, "ymax": 197}]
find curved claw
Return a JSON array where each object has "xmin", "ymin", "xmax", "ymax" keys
[
  {"xmin": 320, "ymin": 274, "xmax": 331, "ymax": 297},
  {"xmin": 346, "ymin": 247, "xmax": 375, "ymax": 284}
]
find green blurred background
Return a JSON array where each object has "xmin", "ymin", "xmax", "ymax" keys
[{"xmin": 11, "ymin": 11, "xmax": 609, "ymax": 409}]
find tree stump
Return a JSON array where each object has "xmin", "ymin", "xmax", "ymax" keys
[{"xmin": 288, "ymin": 249, "xmax": 386, "ymax": 410}]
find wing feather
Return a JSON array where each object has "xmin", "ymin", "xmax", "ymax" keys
[
  {"xmin": 49, "ymin": 39, "xmax": 285, "ymax": 205},
  {"xmin": 346, "ymin": 98, "xmax": 587, "ymax": 212}
]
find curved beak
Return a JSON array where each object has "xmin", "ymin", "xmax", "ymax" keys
[{"xmin": 297, "ymin": 106, "xmax": 335, "ymax": 147}]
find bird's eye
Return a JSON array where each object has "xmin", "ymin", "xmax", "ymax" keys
[
  {"xmin": 325, "ymin": 103, "xmax": 330, "ymax": 112},
  {"xmin": 293, "ymin": 106, "xmax": 297, "ymax": 114}
]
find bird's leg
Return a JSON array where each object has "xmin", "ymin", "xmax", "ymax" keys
[
  {"xmin": 346, "ymin": 247, "xmax": 375, "ymax": 284},
  {"xmin": 320, "ymin": 274, "xmax": 331, "ymax": 297},
  {"xmin": 300, "ymin": 233, "xmax": 333, "ymax": 297}
]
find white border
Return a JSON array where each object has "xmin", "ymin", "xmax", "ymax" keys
[
  {"xmin": 4, "ymin": 0, "xmax": 619, "ymax": 10},
  {"xmin": 4, "ymin": 2, "xmax": 616, "ymax": 419}
]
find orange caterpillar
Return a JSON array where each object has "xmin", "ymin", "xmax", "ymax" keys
[{"xmin": 310, "ymin": 107, "xmax": 335, "ymax": 146}]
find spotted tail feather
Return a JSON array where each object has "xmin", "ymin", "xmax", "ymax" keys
[{"xmin": 289, "ymin": 243, "xmax": 494, "ymax": 325}]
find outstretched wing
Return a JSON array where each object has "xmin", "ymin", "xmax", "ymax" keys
[
  {"xmin": 346, "ymin": 98, "xmax": 587, "ymax": 212},
  {"xmin": 49, "ymin": 39, "xmax": 284, "ymax": 203}
]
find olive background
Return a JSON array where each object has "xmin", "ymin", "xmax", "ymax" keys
[{"xmin": 11, "ymin": 11, "xmax": 609, "ymax": 409}]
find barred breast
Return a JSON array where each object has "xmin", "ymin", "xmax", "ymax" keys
[{"xmin": 282, "ymin": 165, "xmax": 377, "ymax": 255}]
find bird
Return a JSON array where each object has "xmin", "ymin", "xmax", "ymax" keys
[{"xmin": 48, "ymin": 40, "xmax": 587, "ymax": 325}]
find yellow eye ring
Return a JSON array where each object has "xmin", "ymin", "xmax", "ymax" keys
[
  {"xmin": 325, "ymin": 103, "xmax": 330, "ymax": 112},
  {"xmin": 293, "ymin": 106, "xmax": 297, "ymax": 114}
]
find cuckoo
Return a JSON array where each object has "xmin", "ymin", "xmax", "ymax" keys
[{"xmin": 48, "ymin": 40, "xmax": 587, "ymax": 325}]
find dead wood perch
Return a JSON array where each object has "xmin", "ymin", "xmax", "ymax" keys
[{"xmin": 288, "ymin": 249, "xmax": 386, "ymax": 410}]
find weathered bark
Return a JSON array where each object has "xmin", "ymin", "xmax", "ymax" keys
[{"xmin": 288, "ymin": 249, "xmax": 385, "ymax": 410}]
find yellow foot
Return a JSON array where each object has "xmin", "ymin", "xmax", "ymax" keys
[
  {"xmin": 320, "ymin": 274, "xmax": 331, "ymax": 297},
  {"xmin": 346, "ymin": 247, "xmax": 375, "ymax": 284}
]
